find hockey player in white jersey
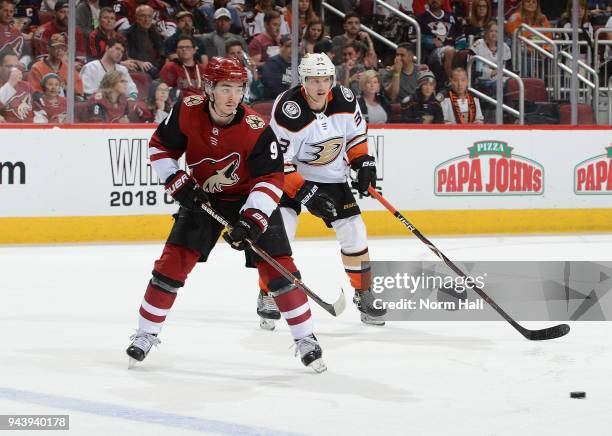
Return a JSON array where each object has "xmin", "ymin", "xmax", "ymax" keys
[{"xmin": 256, "ymin": 52, "xmax": 386, "ymax": 327}]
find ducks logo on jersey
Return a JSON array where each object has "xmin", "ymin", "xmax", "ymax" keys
[
  {"xmin": 189, "ymin": 152, "xmax": 241, "ymax": 193},
  {"xmin": 300, "ymin": 136, "xmax": 344, "ymax": 166}
]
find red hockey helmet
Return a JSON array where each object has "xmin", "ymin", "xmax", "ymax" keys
[{"xmin": 203, "ymin": 56, "xmax": 248, "ymax": 92}]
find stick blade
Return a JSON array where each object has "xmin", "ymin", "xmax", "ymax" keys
[
  {"xmin": 524, "ymin": 323, "xmax": 571, "ymax": 341},
  {"xmin": 330, "ymin": 288, "xmax": 346, "ymax": 316}
]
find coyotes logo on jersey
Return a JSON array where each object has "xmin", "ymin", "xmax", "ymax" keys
[
  {"xmin": 189, "ymin": 152, "xmax": 241, "ymax": 193},
  {"xmin": 300, "ymin": 136, "xmax": 344, "ymax": 166},
  {"xmin": 2, "ymin": 88, "xmax": 32, "ymax": 121}
]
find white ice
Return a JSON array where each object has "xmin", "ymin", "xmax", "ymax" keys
[{"xmin": 2, "ymin": 234, "xmax": 612, "ymax": 436}]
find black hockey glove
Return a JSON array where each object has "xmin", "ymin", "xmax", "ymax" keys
[
  {"xmin": 223, "ymin": 209, "xmax": 269, "ymax": 251},
  {"xmin": 351, "ymin": 155, "xmax": 377, "ymax": 196},
  {"xmin": 295, "ymin": 182, "xmax": 337, "ymax": 221},
  {"xmin": 164, "ymin": 170, "xmax": 210, "ymax": 210}
]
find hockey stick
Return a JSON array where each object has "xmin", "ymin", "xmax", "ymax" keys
[
  {"xmin": 367, "ymin": 186, "xmax": 570, "ymax": 341},
  {"xmin": 200, "ymin": 202, "xmax": 346, "ymax": 317}
]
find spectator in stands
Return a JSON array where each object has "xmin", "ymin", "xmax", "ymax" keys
[
  {"xmin": 325, "ymin": 0, "xmax": 355, "ymax": 37},
  {"xmin": 336, "ymin": 41, "xmax": 367, "ymax": 96},
  {"xmin": 88, "ymin": 7, "xmax": 127, "ymax": 62},
  {"xmin": 33, "ymin": 0, "xmax": 87, "ymax": 63},
  {"xmin": 175, "ymin": 0, "xmax": 212, "ymax": 35},
  {"xmin": 0, "ymin": 0, "xmax": 31, "ymax": 69},
  {"xmin": 494, "ymin": 0, "xmax": 521, "ymax": 18},
  {"xmin": 441, "ymin": 67, "xmax": 483, "ymax": 123},
  {"xmin": 164, "ymin": 11, "xmax": 206, "ymax": 63},
  {"xmin": 29, "ymin": 33, "xmax": 84, "ymax": 97},
  {"xmin": 300, "ymin": 18, "xmax": 323, "ymax": 56},
  {"xmin": 201, "ymin": 0, "xmax": 242, "ymax": 35},
  {"xmin": 159, "ymin": 35, "xmax": 206, "ymax": 97},
  {"xmin": 76, "ymin": 0, "xmax": 101, "ymax": 39},
  {"xmin": 0, "ymin": 49, "xmax": 33, "ymax": 122},
  {"xmin": 400, "ymin": 69, "xmax": 444, "ymax": 123},
  {"xmin": 413, "ymin": 0, "xmax": 451, "ymax": 14},
  {"xmin": 129, "ymin": 79, "xmax": 171, "ymax": 122},
  {"xmin": 357, "ymin": 69, "xmax": 391, "ymax": 124},
  {"xmin": 83, "ymin": 70, "xmax": 130, "ymax": 122},
  {"xmin": 201, "ymin": 7, "xmax": 246, "ymax": 60},
  {"xmin": 80, "ymin": 38, "xmax": 138, "ymax": 98},
  {"xmin": 464, "ymin": 0, "xmax": 491, "ymax": 40},
  {"xmin": 284, "ymin": 0, "xmax": 318, "ymax": 37},
  {"xmin": 261, "ymin": 34, "xmax": 292, "ymax": 99},
  {"xmin": 123, "ymin": 4, "xmax": 163, "ymax": 78},
  {"xmin": 382, "ymin": 42, "xmax": 423, "ymax": 103},
  {"xmin": 248, "ymin": 10, "xmax": 281, "ymax": 69},
  {"xmin": 505, "ymin": 0, "xmax": 550, "ymax": 40},
  {"xmin": 470, "ymin": 20, "xmax": 511, "ymax": 94},
  {"xmin": 539, "ymin": 0, "xmax": 565, "ymax": 22},
  {"xmin": 418, "ymin": 0, "xmax": 461, "ymax": 83},
  {"xmin": 558, "ymin": 0, "xmax": 593, "ymax": 54},
  {"xmin": 331, "ymin": 12, "xmax": 378, "ymax": 68},
  {"xmin": 226, "ymin": 39, "xmax": 259, "ymax": 103},
  {"xmin": 32, "ymin": 72, "xmax": 67, "ymax": 123},
  {"xmin": 313, "ymin": 38, "xmax": 335, "ymax": 62},
  {"xmin": 250, "ymin": 0, "xmax": 289, "ymax": 38}
]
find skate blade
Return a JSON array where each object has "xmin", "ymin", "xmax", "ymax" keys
[
  {"xmin": 308, "ymin": 358, "xmax": 327, "ymax": 374},
  {"xmin": 259, "ymin": 317, "xmax": 276, "ymax": 331},
  {"xmin": 128, "ymin": 357, "xmax": 139, "ymax": 369},
  {"xmin": 360, "ymin": 313, "xmax": 386, "ymax": 326}
]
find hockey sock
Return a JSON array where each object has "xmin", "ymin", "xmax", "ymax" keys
[
  {"xmin": 341, "ymin": 247, "xmax": 371, "ymax": 293},
  {"xmin": 271, "ymin": 285, "xmax": 314, "ymax": 340}
]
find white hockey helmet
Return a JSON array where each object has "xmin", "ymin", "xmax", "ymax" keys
[{"xmin": 298, "ymin": 53, "xmax": 336, "ymax": 88}]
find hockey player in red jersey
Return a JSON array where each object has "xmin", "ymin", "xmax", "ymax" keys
[
  {"xmin": 255, "ymin": 52, "xmax": 387, "ymax": 329},
  {"xmin": 126, "ymin": 56, "xmax": 326, "ymax": 373}
]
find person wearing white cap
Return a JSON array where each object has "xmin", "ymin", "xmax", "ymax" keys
[
  {"xmin": 200, "ymin": 0, "xmax": 242, "ymax": 35},
  {"xmin": 201, "ymin": 7, "xmax": 247, "ymax": 60}
]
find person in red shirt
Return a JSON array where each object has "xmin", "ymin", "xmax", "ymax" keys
[
  {"xmin": 29, "ymin": 33, "xmax": 84, "ymax": 97},
  {"xmin": 0, "ymin": 0, "xmax": 30, "ymax": 68},
  {"xmin": 247, "ymin": 10, "xmax": 281, "ymax": 69},
  {"xmin": 82, "ymin": 70, "xmax": 130, "ymax": 122},
  {"xmin": 125, "ymin": 57, "xmax": 326, "ymax": 373},
  {"xmin": 32, "ymin": 0, "xmax": 87, "ymax": 63},
  {"xmin": 159, "ymin": 35, "xmax": 205, "ymax": 98},
  {"xmin": 87, "ymin": 7, "xmax": 127, "ymax": 62},
  {"xmin": 33, "ymin": 73, "xmax": 67, "ymax": 123},
  {"xmin": 0, "ymin": 50, "xmax": 33, "ymax": 122}
]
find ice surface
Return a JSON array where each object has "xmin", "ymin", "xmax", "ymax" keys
[{"xmin": 2, "ymin": 234, "xmax": 612, "ymax": 435}]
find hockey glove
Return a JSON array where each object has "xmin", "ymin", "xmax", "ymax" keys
[
  {"xmin": 351, "ymin": 155, "xmax": 377, "ymax": 196},
  {"xmin": 164, "ymin": 170, "xmax": 210, "ymax": 210},
  {"xmin": 295, "ymin": 182, "xmax": 338, "ymax": 221},
  {"xmin": 223, "ymin": 209, "xmax": 269, "ymax": 251}
]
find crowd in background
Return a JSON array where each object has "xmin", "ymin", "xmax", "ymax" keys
[{"xmin": 0, "ymin": 0, "xmax": 611, "ymax": 124}]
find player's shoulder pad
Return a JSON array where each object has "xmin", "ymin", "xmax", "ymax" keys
[
  {"xmin": 242, "ymin": 104, "xmax": 268, "ymax": 130},
  {"xmin": 182, "ymin": 94, "xmax": 205, "ymax": 108},
  {"xmin": 328, "ymin": 85, "xmax": 357, "ymax": 114},
  {"xmin": 272, "ymin": 86, "xmax": 313, "ymax": 132}
]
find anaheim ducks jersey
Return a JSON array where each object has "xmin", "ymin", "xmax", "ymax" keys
[
  {"xmin": 270, "ymin": 84, "xmax": 369, "ymax": 184},
  {"xmin": 149, "ymin": 94, "xmax": 283, "ymax": 218}
]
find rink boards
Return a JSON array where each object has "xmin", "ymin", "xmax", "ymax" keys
[{"xmin": 1, "ymin": 124, "xmax": 611, "ymax": 243}]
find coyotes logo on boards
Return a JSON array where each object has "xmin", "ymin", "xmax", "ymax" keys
[
  {"xmin": 574, "ymin": 146, "xmax": 612, "ymax": 195},
  {"xmin": 189, "ymin": 152, "xmax": 240, "ymax": 193},
  {"xmin": 435, "ymin": 141, "xmax": 544, "ymax": 196}
]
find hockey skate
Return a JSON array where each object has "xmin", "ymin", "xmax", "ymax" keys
[
  {"xmin": 294, "ymin": 334, "xmax": 327, "ymax": 373},
  {"xmin": 126, "ymin": 330, "xmax": 160, "ymax": 368},
  {"xmin": 257, "ymin": 290, "xmax": 280, "ymax": 331},
  {"xmin": 354, "ymin": 289, "xmax": 386, "ymax": 326}
]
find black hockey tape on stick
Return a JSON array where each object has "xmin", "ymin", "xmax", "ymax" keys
[
  {"xmin": 367, "ymin": 186, "xmax": 570, "ymax": 341},
  {"xmin": 199, "ymin": 202, "xmax": 346, "ymax": 317}
]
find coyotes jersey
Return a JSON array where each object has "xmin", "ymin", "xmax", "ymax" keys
[
  {"xmin": 0, "ymin": 23, "xmax": 25, "ymax": 58},
  {"xmin": 149, "ymin": 95, "xmax": 283, "ymax": 218},
  {"xmin": 270, "ymin": 85, "xmax": 369, "ymax": 184},
  {"xmin": 0, "ymin": 80, "xmax": 33, "ymax": 122}
]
